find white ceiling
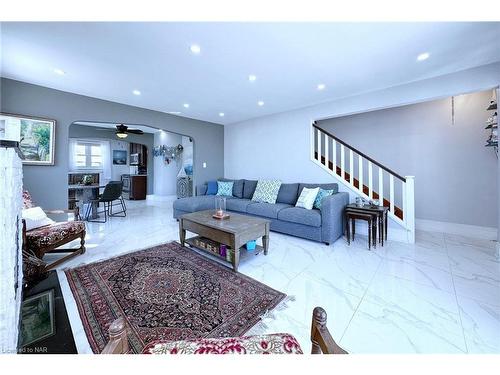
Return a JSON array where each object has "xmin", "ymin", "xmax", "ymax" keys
[{"xmin": 1, "ymin": 22, "xmax": 500, "ymax": 125}]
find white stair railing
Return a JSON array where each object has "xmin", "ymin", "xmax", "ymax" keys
[{"xmin": 311, "ymin": 122, "xmax": 415, "ymax": 243}]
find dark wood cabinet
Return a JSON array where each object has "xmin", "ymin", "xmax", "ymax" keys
[
  {"xmin": 129, "ymin": 142, "xmax": 148, "ymax": 174},
  {"xmin": 121, "ymin": 174, "xmax": 147, "ymax": 200}
]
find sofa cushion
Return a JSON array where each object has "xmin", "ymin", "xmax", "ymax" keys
[
  {"xmin": 226, "ymin": 198, "xmax": 253, "ymax": 213},
  {"xmin": 220, "ymin": 178, "xmax": 245, "ymax": 198},
  {"xmin": 276, "ymin": 183, "xmax": 299, "ymax": 205},
  {"xmin": 243, "ymin": 179, "xmax": 258, "ymax": 200},
  {"xmin": 173, "ymin": 196, "xmax": 216, "ymax": 213},
  {"xmin": 246, "ymin": 202, "xmax": 291, "ymax": 219},
  {"xmin": 298, "ymin": 183, "xmax": 338, "ymax": 194},
  {"xmin": 278, "ymin": 207, "xmax": 322, "ymax": 227}
]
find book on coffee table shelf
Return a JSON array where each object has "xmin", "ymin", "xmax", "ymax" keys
[{"xmin": 179, "ymin": 210, "xmax": 270, "ymax": 272}]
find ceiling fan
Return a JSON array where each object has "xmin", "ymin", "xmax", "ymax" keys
[{"xmin": 114, "ymin": 124, "xmax": 144, "ymax": 139}]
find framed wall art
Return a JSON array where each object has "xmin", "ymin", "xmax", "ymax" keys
[{"xmin": 0, "ymin": 112, "xmax": 56, "ymax": 165}]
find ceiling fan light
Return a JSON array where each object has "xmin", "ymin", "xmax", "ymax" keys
[{"xmin": 116, "ymin": 132, "xmax": 128, "ymax": 139}]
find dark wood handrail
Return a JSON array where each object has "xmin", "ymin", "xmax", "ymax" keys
[{"xmin": 313, "ymin": 123, "xmax": 406, "ymax": 182}]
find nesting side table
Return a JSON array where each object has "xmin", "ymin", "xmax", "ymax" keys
[{"xmin": 345, "ymin": 204, "xmax": 389, "ymax": 249}]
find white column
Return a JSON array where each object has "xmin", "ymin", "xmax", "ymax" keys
[
  {"xmin": 405, "ymin": 176, "xmax": 416, "ymax": 244},
  {"xmin": 0, "ymin": 147, "xmax": 24, "ymax": 354}
]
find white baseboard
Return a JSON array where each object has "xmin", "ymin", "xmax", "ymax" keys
[
  {"xmin": 146, "ymin": 194, "xmax": 177, "ymax": 202},
  {"xmin": 416, "ymin": 219, "xmax": 497, "ymax": 240}
]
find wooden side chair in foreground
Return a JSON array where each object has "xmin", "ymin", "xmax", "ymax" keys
[
  {"xmin": 22, "ymin": 191, "xmax": 86, "ymax": 272},
  {"xmin": 102, "ymin": 306, "xmax": 347, "ymax": 354}
]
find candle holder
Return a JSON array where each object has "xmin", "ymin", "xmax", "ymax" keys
[{"xmin": 213, "ymin": 197, "xmax": 230, "ymax": 220}]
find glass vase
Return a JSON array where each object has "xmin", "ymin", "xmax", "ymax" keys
[{"xmin": 215, "ymin": 197, "xmax": 226, "ymax": 217}]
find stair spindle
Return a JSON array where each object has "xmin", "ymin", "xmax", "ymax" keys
[
  {"xmin": 317, "ymin": 128, "xmax": 322, "ymax": 162},
  {"xmin": 349, "ymin": 150, "xmax": 354, "ymax": 185},
  {"xmin": 358, "ymin": 155, "xmax": 363, "ymax": 193},
  {"xmin": 378, "ymin": 168, "xmax": 383, "ymax": 206},
  {"xmin": 340, "ymin": 144, "xmax": 345, "ymax": 181},
  {"xmin": 324, "ymin": 135, "xmax": 329, "ymax": 169},
  {"xmin": 332, "ymin": 139, "xmax": 337, "ymax": 176},
  {"xmin": 389, "ymin": 174, "xmax": 395, "ymax": 214},
  {"xmin": 368, "ymin": 161, "xmax": 373, "ymax": 199}
]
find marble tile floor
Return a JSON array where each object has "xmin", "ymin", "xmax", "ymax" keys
[{"xmin": 50, "ymin": 199, "xmax": 500, "ymax": 354}]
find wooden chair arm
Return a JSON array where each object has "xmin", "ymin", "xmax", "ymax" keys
[
  {"xmin": 101, "ymin": 318, "xmax": 129, "ymax": 354},
  {"xmin": 311, "ymin": 306, "xmax": 348, "ymax": 354}
]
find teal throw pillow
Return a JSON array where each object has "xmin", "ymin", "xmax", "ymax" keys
[
  {"xmin": 313, "ymin": 188, "xmax": 334, "ymax": 209},
  {"xmin": 216, "ymin": 181, "xmax": 234, "ymax": 197}
]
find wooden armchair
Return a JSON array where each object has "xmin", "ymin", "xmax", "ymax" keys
[
  {"xmin": 102, "ymin": 306, "xmax": 347, "ymax": 354},
  {"xmin": 22, "ymin": 191, "xmax": 86, "ymax": 271}
]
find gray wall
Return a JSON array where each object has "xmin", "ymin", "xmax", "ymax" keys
[
  {"xmin": 225, "ymin": 63, "xmax": 500, "ymax": 229},
  {"xmin": 0, "ymin": 78, "xmax": 224, "ymax": 209},
  {"xmin": 153, "ymin": 131, "xmax": 182, "ymax": 196},
  {"xmin": 318, "ymin": 90, "xmax": 497, "ymax": 227},
  {"xmin": 68, "ymin": 124, "xmax": 155, "ymax": 194}
]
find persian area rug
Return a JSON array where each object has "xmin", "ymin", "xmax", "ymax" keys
[{"xmin": 65, "ymin": 241, "xmax": 286, "ymax": 353}]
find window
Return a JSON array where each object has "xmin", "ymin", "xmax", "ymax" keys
[{"xmin": 74, "ymin": 141, "xmax": 102, "ymax": 169}]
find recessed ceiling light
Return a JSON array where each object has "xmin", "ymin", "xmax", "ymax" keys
[
  {"xmin": 219, "ymin": 112, "xmax": 225, "ymax": 117},
  {"xmin": 183, "ymin": 103, "xmax": 190, "ymax": 108},
  {"xmin": 257, "ymin": 101, "xmax": 264, "ymax": 107},
  {"xmin": 132, "ymin": 89, "xmax": 141, "ymax": 96},
  {"xmin": 190, "ymin": 44, "xmax": 201, "ymax": 54},
  {"xmin": 417, "ymin": 52, "xmax": 430, "ymax": 61},
  {"xmin": 248, "ymin": 75, "xmax": 257, "ymax": 82},
  {"xmin": 317, "ymin": 83, "xmax": 326, "ymax": 90},
  {"xmin": 168, "ymin": 111, "xmax": 181, "ymax": 115},
  {"xmin": 53, "ymin": 68, "xmax": 65, "ymax": 75}
]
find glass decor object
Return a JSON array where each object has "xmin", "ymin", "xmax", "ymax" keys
[
  {"xmin": 355, "ymin": 196, "xmax": 364, "ymax": 207},
  {"xmin": 215, "ymin": 197, "xmax": 226, "ymax": 217}
]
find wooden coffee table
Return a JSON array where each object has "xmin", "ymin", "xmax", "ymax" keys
[{"xmin": 179, "ymin": 210, "xmax": 270, "ymax": 272}]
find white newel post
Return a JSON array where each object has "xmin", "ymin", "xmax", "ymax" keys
[
  {"xmin": 0, "ymin": 146, "xmax": 24, "ymax": 354},
  {"xmin": 405, "ymin": 176, "xmax": 415, "ymax": 244}
]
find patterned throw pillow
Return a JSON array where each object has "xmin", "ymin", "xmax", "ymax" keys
[
  {"xmin": 251, "ymin": 180, "xmax": 282, "ymax": 204},
  {"xmin": 216, "ymin": 181, "xmax": 234, "ymax": 197},
  {"xmin": 313, "ymin": 188, "xmax": 334, "ymax": 209},
  {"xmin": 295, "ymin": 187, "xmax": 320, "ymax": 210}
]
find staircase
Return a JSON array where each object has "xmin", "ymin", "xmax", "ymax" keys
[{"xmin": 311, "ymin": 122, "xmax": 415, "ymax": 243}]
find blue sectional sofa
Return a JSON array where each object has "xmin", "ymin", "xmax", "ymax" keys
[{"xmin": 173, "ymin": 179, "xmax": 349, "ymax": 245}]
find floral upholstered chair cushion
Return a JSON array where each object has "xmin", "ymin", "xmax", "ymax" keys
[
  {"xmin": 26, "ymin": 221, "xmax": 86, "ymax": 256},
  {"xmin": 142, "ymin": 333, "xmax": 303, "ymax": 355},
  {"xmin": 23, "ymin": 191, "xmax": 34, "ymax": 209}
]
